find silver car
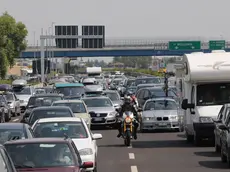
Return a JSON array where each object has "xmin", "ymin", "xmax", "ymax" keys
[
  {"xmin": 103, "ymin": 90, "xmax": 123, "ymax": 110},
  {"xmin": 140, "ymin": 98, "xmax": 180, "ymax": 132},
  {"xmin": 82, "ymin": 96, "xmax": 117, "ymax": 127}
]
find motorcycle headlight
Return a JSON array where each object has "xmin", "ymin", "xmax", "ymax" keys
[
  {"xmin": 125, "ymin": 117, "xmax": 132, "ymax": 123},
  {"xmin": 109, "ymin": 112, "xmax": 116, "ymax": 117},
  {"xmin": 199, "ymin": 117, "xmax": 213, "ymax": 123},
  {"xmin": 79, "ymin": 148, "xmax": 93, "ymax": 155}
]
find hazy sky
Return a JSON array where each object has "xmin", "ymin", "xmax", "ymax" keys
[{"xmin": 1, "ymin": 0, "xmax": 230, "ymax": 45}]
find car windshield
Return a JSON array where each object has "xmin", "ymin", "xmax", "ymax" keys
[
  {"xmin": 135, "ymin": 78, "xmax": 161, "ymax": 85},
  {"xmin": 13, "ymin": 87, "xmax": 31, "ymax": 95},
  {"xmin": 197, "ymin": 83, "xmax": 230, "ymax": 106},
  {"xmin": 144, "ymin": 100, "xmax": 177, "ymax": 110},
  {"xmin": 150, "ymin": 89, "xmax": 176, "ymax": 98},
  {"xmin": 4, "ymin": 94, "xmax": 14, "ymax": 101},
  {"xmin": 52, "ymin": 102, "xmax": 86, "ymax": 113},
  {"xmin": 0, "ymin": 129, "xmax": 24, "ymax": 144},
  {"xmin": 27, "ymin": 96, "xmax": 62, "ymax": 107},
  {"xmin": 56, "ymin": 87, "xmax": 84, "ymax": 97},
  {"xmin": 83, "ymin": 98, "xmax": 113, "ymax": 107},
  {"xmin": 127, "ymin": 80, "xmax": 135, "ymax": 87},
  {"xmin": 29, "ymin": 109, "xmax": 72, "ymax": 125},
  {"xmin": 105, "ymin": 93, "xmax": 120, "ymax": 101},
  {"xmin": 5, "ymin": 143, "xmax": 75, "ymax": 168},
  {"xmin": 112, "ymin": 80, "xmax": 122, "ymax": 85},
  {"xmin": 33, "ymin": 121, "xmax": 88, "ymax": 138},
  {"xmin": 35, "ymin": 89, "xmax": 46, "ymax": 94}
]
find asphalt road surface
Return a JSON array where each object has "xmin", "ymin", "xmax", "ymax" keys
[{"xmin": 9, "ymin": 116, "xmax": 230, "ymax": 172}]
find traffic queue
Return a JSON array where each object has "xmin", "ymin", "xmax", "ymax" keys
[{"xmin": 2, "ymin": 51, "xmax": 230, "ymax": 171}]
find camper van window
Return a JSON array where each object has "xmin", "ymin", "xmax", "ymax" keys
[{"xmin": 197, "ymin": 83, "xmax": 230, "ymax": 106}]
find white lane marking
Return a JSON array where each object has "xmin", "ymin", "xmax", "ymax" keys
[
  {"xmin": 129, "ymin": 153, "xmax": 135, "ymax": 159},
  {"xmin": 131, "ymin": 166, "xmax": 138, "ymax": 172},
  {"xmin": 12, "ymin": 119, "xmax": 19, "ymax": 122}
]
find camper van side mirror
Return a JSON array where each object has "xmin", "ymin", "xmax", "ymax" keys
[{"xmin": 181, "ymin": 99, "xmax": 195, "ymax": 110}]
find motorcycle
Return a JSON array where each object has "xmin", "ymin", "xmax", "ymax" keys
[{"xmin": 122, "ymin": 111, "xmax": 134, "ymax": 146}]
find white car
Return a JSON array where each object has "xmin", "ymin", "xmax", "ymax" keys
[{"xmin": 31, "ymin": 117, "xmax": 102, "ymax": 172}]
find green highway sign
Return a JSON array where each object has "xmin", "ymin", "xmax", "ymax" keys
[
  {"xmin": 209, "ymin": 40, "xmax": 225, "ymax": 50},
  {"xmin": 168, "ymin": 41, "xmax": 201, "ymax": 50}
]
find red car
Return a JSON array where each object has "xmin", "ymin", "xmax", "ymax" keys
[{"xmin": 4, "ymin": 138, "xmax": 93, "ymax": 172}]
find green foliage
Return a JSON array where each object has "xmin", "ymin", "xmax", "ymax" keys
[
  {"xmin": 0, "ymin": 12, "xmax": 28, "ymax": 78},
  {"xmin": 103, "ymin": 68, "xmax": 163, "ymax": 77},
  {"xmin": 113, "ymin": 56, "xmax": 152, "ymax": 68}
]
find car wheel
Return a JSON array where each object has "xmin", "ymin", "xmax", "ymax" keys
[
  {"xmin": 194, "ymin": 132, "xmax": 202, "ymax": 146},
  {"xmin": 5, "ymin": 112, "xmax": 10, "ymax": 122},
  {"xmin": 16, "ymin": 107, "xmax": 21, "ymax": 116},
  {"xmin": 12, "ymin": 108, "xmax": 16, "ymax": 117},
  {"xmin": 93, "ymin": 156, "xmax": 97, "ymax": 172}
]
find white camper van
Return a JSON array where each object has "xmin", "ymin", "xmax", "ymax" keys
[{"xmin": 181, "ymin": 51, "xmax": 230, "ymax": 145}]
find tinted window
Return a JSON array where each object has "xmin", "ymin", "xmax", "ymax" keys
[
  {"xmin": 56, "ymin": 87, "xmax": 84, "ymax": 97},
  {"xmin": 150, "ymin": 89, "xmax": 175, "ymax": 97},
  {"xmin": 28, "ymin": 96, "xmax": 62, "ymax": 107},
  {"xmin": 29, "ymin": 109, "xmax": 72, "ymax": 125},
  {"xmin": 52, "ymin": 102, "xmax": 86, "ymax": 113},
  {"xmin": 5, "ymin": 143, "xmax": 75, "ymax": 168},
  {"xmin": 83, "ymin": 98, "xmax": 113, "ymax": 107},
  {"xmin": 144, "ymin": 100, "xmax": 177, "ymax": 110},
  {"xmin": 4, "ymin": 94, "xmax": 14, "ymax": 101},
  {"xmin": 0, "ymin": 129, "xmax": 25, "ymax": 144},
  {"xmin": 105, "ymin": 92, "xmax": 120, "ymax": 101},
  {"xmin": 33, "ymin": 121, "xmax": 88, "ymax": 138},
  {"xmin": 14, "ymin": 87, "xmax": 31, "ymax": 95},
  {"xmin": 197, "ymin": 83, "xmax": 230, "ymax": 106}
]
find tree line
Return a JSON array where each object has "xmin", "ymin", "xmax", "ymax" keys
[{"xmin": 0, "ymin": 12, "xmax": 28, "ymax": 78}]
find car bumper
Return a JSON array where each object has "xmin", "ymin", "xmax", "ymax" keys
[
  {"xmin": 81, "ymin": 154, "xmax": 95, "ymax": 171},
  {"xmin": 91, "ymin": 117, "xmax": 116, "ymax": 125},
  {"xmin": 141, "ymin": 120, "xmax": 180, "ymax": 130},
  {"xmin": 193, "ymin": 122, "xmax": 215, "ymax": 138}
]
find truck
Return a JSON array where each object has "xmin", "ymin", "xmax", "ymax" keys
[
  {"xmin": 86, "ymin": 67, "xmax": 102, "ymax": 77},
  {"xmin": 181, "ymin": 51, "xmax": 230, "ymax": 146}
]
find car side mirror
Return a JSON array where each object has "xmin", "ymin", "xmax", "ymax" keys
[
  {"xmin": 218, "ymin": 124, "xmax": 228, "ymax": 130},
  {"xmin": 92, "ymin": 133, "xmax": 102, "ymax": 140},
  {"xmin": 181, "ymin": 99, "xmax": 195, "ymax": 110},
  {"xmin": 80, "ymin": 162, "xmax": 94, "ymax": 169}
]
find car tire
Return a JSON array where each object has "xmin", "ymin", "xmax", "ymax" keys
[
  {"xmin": 221, "ymin": 143, "xmax": 227, "ymax": 163},
  {"xmin": 12, "ymin": 108, "xmax": 16, "ymax": 117},
  {"xmin": 186, "ymin": 131, "xmax": 193, "ymax": 143},
  {"xmin": 215, "ymin": 142, "xmax": 221, "ymax": 153},
  {"xmin": 16, "ymin": 107, "xmax": 21, "ymax": 116},
  {"xmin": 5, "ymin": 112, "xmax": 10, "ymax": 122},
  {"xmin": 93, "ymin": 157, "xmax": 97, "ymax": 172},
  {"xmin": 194, "ymin": 132, "xmax": 202, "ymax": 146}
]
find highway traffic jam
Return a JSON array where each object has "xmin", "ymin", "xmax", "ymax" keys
[{"xmin": 1, "ymin": 52, "xmax": 230, "ymax": 172}]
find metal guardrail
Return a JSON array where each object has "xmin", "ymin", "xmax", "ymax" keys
[{"xmin": 25, "ymin": 38, "xmax": 230, "ymax": 51}]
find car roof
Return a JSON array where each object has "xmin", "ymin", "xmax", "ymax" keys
[
  {"xmin": 82, "ymin": 96, "xmax": 110, "ymax": 100},
  {"xmin": 53, "ymin": 99, "xmax": 83, "ymax": 103},
  {"xmin": 4, "ymin": 138, "xmax": 70, "ymax": 145},
  {"xmin": 103, "ymin": 90, "xmax": 118, "ymax": 93},
  {"xmin": 147, "ymin": 97, "xmax": 176, "ymax": 102},
  {"xmin": 55, "ymin": 83, "xmax": 84, "ymax": 87},
  {"xmin": 36, "ymin": 117, "xmax": 82, "ymax": 123},
  {"xmin": 0, "ymin": 123, "xmax": 25, "ymax": 129},
  {"xmin": 32, "ymin": 106, "xmax": 71, "ymax": 110},
  {"xmin": 31, "ymin": 93, "xmax": 62, "ymax": 98}
]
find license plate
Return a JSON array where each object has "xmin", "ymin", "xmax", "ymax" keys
[
  {"xmin": 94, "ymin": 118, "xmax": 103, "ymax": 121},
  {"xmin": 158, "ymin": 123, "xmax": 167, "ymax": 126}
]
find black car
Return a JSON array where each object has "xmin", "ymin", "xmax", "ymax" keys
[
  {"xmin": 21, "ymin": 93, "xmax": 64, "ymax": 123},
  {"xmin": 25, "ymin": 106, "xmax": 75, "ymax": 126},
  {"xmin": 136, "ymin": 87, "xmax": 177, "ymax": 107},
  {"xmin": 0, "ymin": 144, "xmax": 17, "ymax": 172},
  {"xmin": 0, "ymin": 123, "xmax": 34, "ymax": 144}
]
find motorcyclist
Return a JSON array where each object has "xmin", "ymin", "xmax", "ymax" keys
[{"xmin": 117, "ymin": 95, "xmax": 139, "ymax": 140}]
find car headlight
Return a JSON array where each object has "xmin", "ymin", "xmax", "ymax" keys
[
  {"xmin": 108, "ymin": 112, "xmax": 116, "ymax": 117},
  {"xmin": 170, "ymin": 116, "xmax": 178, "ymax": 120},
  {"xmin": 79, "ymin": 148, "xmax": 93, "ymax": 155},
  {"xmin": 143, "ymin": 117, "xmax": 155, "ymax": 121},
  {"xmin": 199, "ymin": 117, "xmax": 213, "ymax": 123}
]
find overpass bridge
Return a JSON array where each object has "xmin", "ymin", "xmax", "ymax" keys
[{"xmin": 21, "ymin": 38, "xmax": 230, "ymax": 58}]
